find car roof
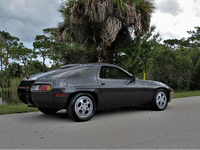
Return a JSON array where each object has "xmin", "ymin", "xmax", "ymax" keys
[
  {"xmin": 60, "ymin": 63, "xmax": 118, "ymax": 69},
  {"xmin": 60, "ymin": 63, "xmax": 133, "ymax": 77},
  {"xmin": 60, "ymin": 64, "xmax": 82, "ymax": 69}
]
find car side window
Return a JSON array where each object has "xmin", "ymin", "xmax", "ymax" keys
[
  {"xmin": 51, "ymin": 67, "xmax": 92, "ymax": 78},
  {"xmin": 100, "ymin": 67, "xmax": 131, "ymax": 79}
]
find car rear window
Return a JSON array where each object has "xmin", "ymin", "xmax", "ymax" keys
[{"xmin": 50, "ymin": 67, "xmax": 92, "ymax": 78}]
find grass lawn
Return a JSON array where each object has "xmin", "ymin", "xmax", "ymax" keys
[
  {"xmin": 0, "ymin": 90, "xmax": 200, "ymax": 115},
  {"xmin": 0, "ymin": 104, "xmax": 38, "ymax": 115},
  {"xmin": 173, "ymin": 90, "xmax": 200, "ymax": 99}
]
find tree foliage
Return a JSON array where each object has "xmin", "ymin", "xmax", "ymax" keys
[
  {"xmin": 12, "ymin": 43, "xmax": 34, "ymax": 76},
  {"xmin": 6, "ymin": 62, "xmax": 23, "ymax": 79},
  {"xmin": 147, "ymin": 45, "xmax": 193, "ymax": 90},
  {"xmin": 114, "ymin": 25, "xmax": 160, "ymax": 76},
  {"xmin": 1, "ymin": 22, "xmax": 200, "ymax": 91},
  {"xmin": 35, "ymin": 28, "xmax": 98, "ymax": 66},
  {"xmin": 33, "ymin": 35, "xmax": 51, "ymax": 68},
  {"xmin": 187, "ymin": 26, "xmax": 200, "ymax": 47},
  {"xmin": 58, "ymin": 0, "xmax": 155, "ymax": 63},
  {"xmin": 0, "ymin": 31, "xmax": 19, "ymax": 72},
  {"xmin": 148, "ymin": 26, "xmax": 200, "ymax": 90},
  {"xmin": 26, "ymin": 60, "xmax": 44, "ymax": 76}
]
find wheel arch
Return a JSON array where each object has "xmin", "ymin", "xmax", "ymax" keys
[
  {"xmin": 65, "ymin": 91, "xmax": 99, "ymax": 109},
  {"xmin": 153, "ymin": 87, "xmax": 170, "ymax": 102}
]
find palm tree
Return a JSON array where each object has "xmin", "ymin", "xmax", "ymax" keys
[{"xmin": 58, "ymin": 0, "xmax": 155, "ymax": 63}]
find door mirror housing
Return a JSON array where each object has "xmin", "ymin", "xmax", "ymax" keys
[
  {"xmin": 124, "ymin": 75, "xmax": 136, "ymax": 85},
  {"xmin": 131, "ymin": 75, "xmax": 136, "ymax": 82}
]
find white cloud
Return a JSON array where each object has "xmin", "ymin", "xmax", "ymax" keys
[
  {"xmin": 151, "ymin": 0, "xmax": 200, "ymax": 40},
  {"xmin": 157, "ymin": 0, "xmax": 183, "ymax": 16},
  {"xmin": 0, "ymin": 0, "xmax": 62, "ymax": 48}
]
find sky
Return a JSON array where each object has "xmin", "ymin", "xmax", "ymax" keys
[
  {"xmin": 0, "ymin": 0, "xmax": 63, "ymax": 48},
  {"xmin": 152, "ymin": 0, "xmax": 200, "ymax": 40},
  {"xmin": 0, "ymin": 0, "xmax": 200, "ymax": 63}
]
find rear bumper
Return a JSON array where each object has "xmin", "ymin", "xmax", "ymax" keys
[
  {"xmin": 31, "ymin": 91, "xmax": 54, "ymax": 108},
  {"xmin": 18, "ymin": 91, "xmax": 38, "ymax": 107},
  {"xmin": 18, "ymin": 80, "xmax": 35, "ymax": 105},
  {"xmin": 18, "ymin": 87, "xmax": 69, "ymax": 110}
]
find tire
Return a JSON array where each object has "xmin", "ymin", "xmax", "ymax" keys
[
  {"xmin": 38, "ymin": 107, "xmax": 58, "ymax": 114},
  {"xmin": 151, "ymin": 89, "xmax": 168, "ymax": 111},
  {"xmin": 67, "ymin": 93, "xmax": 96, "ymax": 122}
]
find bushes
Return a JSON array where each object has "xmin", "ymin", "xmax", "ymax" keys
[
  {"xmin": 0, "ymin": 78, "xmax": 23, "ymax": 104},
  {"xmin": 147, "ymin": 45, "xmax": 175, "ymax": 86},
  {"xmin": 191, "ymin": 60, "xmax": 200, "ymax": 90},
  {"xmin": 147, "ymin": 45, "xmax": 199, "ymax": 90}
]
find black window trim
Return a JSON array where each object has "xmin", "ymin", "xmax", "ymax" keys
[{"xmin": 99, "ymin": 66, "xmax": 132, "ymax": 80}]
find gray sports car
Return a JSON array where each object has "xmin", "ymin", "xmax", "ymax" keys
[{"xmin": 18, "ymin": 63, "xmax": 174, "ymax": 121}]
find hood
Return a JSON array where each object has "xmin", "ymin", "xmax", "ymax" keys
[{"xmin": 140, "ymin": 80, "xmax": 169, "ymax": 88}]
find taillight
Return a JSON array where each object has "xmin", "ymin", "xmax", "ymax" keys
[{"xmin": 35, "ymin": 85, "xmax": 51, "ymax": 91}]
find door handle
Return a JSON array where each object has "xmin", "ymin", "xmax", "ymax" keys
[{"xmin": 101, "ymin": 82, "xmax": 106, "ymax": 85}]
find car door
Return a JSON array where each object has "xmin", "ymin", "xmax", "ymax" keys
[
  {"xmin": 98, "ymin": 66, "xmax": 144, "ymax": 106},
  {"xmin": 124, "ymin": 79, "xmax": 145, "ymax": 105}
]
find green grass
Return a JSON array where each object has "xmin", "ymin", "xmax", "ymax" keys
[
  {"xmin": 174, "ymin": 90, "xmax": 200, "ymax": 99},
  {"xmin": 0, "ymin": 104, "xmax": 38, "ymax": 115}
]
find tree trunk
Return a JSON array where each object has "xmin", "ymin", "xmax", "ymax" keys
[
  {"xmin": 0, "ymin": 49, "xmax": 2, "ymax": 71},
  {"xmin": 43, "ymin": 57, "xmax": 45, "ymax": 68},
  {"xmin": 0, "ymin": 57, "xmax": 2, "ymax": 71},
  {"xmin": 100, "ymin": 50, "xmax": 109, "ymax": 63},
  {"xmin": 22, "ymin": 57, "xmax": 28, "ymax": 77},
  {"xmin": 5, "ymin": 53, "xmax": 9, "ymax": 73},
  {"xmin": 99, "ymin": 44, "xmax": 113, "ymax": 63}
]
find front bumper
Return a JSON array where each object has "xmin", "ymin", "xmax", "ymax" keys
[{"xmin": 168, "ymin": 89, "xmax": 174, "ymax": 103}]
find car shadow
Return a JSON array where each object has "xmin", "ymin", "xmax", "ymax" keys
[
  {"xmin": 20, "ymin": 110, "xmax": 75, "ymax": 123},
  {"xmin": 95, "ymin": 106, "xmax": 152, "ymax": 117},
  {"xmin": 40, "ymin": 110, "xmax": 70, "ymax": 119},
  {"xmin": 21, "ymin": 106, "xmax": 153, "ymax": 123}
]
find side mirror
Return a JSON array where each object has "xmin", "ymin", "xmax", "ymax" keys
[
  {"xmin": 131, "ymin": 75, "xmax": 136, "ymax": 82},
  {"xmin": 125, "ymin": 75, "xmax": 136, "ymax": 85}
]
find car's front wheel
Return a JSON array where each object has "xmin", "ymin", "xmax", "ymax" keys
[
  {"xmin": 38, "ymin": 107, "xmax": 58, "ymax": 114},
  {"xmin": 67, "ymin": 93, "xmax": 96, "ymax": 122},
  {"xmin": 151, "ymin": 89, "xmax": 168, "ymax": 111}
]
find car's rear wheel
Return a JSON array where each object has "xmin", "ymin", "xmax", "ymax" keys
[
  {"xmin": 67, "ymin": 93, "xmax": 96, "ymax": 122},
  {"xmin": 151, "ymin": 89, "xmax": 168, "ymax": 111},
  {"xmin": 38, "ymin": 107, "xmax": 58, "ymax": 114}
]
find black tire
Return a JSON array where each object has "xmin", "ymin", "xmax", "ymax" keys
[
  {"xmin": 151, "ymin": 89, "xmax": 168, "ymax": 111},
  {"xmin": 67, "ymin": 93, "xmax": 96, "ymax": 122},
  {"xmin": 38, "ymin": 107, "xmax": 58, "ymax": 114}
]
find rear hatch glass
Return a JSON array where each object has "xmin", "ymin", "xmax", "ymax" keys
[{"xmin": 49, "ymin": 67, "xmax": 92, "ymax": 78}]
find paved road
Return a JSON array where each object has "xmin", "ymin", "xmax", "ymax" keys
[{"xmin": 0, "ymin": 96, "xmax": 200, "ymax": 149}]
